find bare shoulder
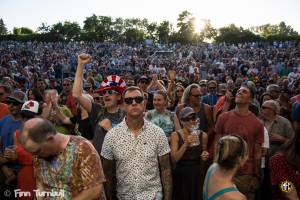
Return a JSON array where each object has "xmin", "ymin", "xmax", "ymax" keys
[{"xmin": 221, "ymin": 191, "xmax": 247, "ymax": 200}]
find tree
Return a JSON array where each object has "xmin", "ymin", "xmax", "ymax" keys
[
  {"xmin": 176, "ymin": 10, "xmax": 195, "ymax": 44},
  {"xmin": 13, "ymin": 27, "xmax": 34, "ymax": 35},
  {"xmin": 215, "ymin": 24, "xmax": 260, "ymax": 44},
  {"xmin": 111, "ymin": 17, "xmax": 125, "ymax": 42},
  {"xmin": 37, "ymin": 23, "xmax": 51, "ymax": 33},
  {"xmin": 200, "ymin": 19, "xmax": 217, "ymax": 41},
  {"xmin": 146, "ymin": 22, "xmax": 157, "ymax": 40},
  {"xmin": 0, "ymin": 18, "xmax": 7, "ymax": 35},
  {"xmin": 157, "ymin": 21, "xmax": 172, "ymax": 44},
  {"xmin": 83, "ymin": 14, "xmax": 99, "ymax": 33},
  {"xmin": 50, "ymin": 21, "xmax": 81, "ymax": 40},
  {"xmin": 123, "ymin": 28, "xmax": 146, "ymax": 45}
]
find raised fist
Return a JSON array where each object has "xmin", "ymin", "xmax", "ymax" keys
[{"xmin": 78, "ymin": 53, "xmax": 92, "ymax": 65}]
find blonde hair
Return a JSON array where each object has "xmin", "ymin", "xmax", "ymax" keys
[{"xmin": 215, "ymin": 135, "xmax": 248, "ymax": 170}]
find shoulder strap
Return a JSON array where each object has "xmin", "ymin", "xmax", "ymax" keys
[
  {"xmin": 200, "ymin": 130, "xmax": 204, "ymax": 153},
  {"xmin": 203, "ymin": 166, "xmax": 214, "ymax": 200},
  {"xmin": 208, "ymin": 187, "xmax": 238, "ymax": 200}
]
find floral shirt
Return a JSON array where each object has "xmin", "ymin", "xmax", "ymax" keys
[{"xmin": 34, "ymin": 136, "xmax": 106, "ymax": 200}]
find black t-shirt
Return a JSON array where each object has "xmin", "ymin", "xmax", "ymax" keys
[
  {"xmin": 89, "ymin": 103, "xmax": 125, "ymax": 155},
  {"xmin": 70, "ymin": 116, "xmax": 94, "ymax": 140}
]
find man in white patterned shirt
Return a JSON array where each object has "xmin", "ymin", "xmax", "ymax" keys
[{"xmin": 101, "ymin": 86, "xmax": 172, "ymax": 200}]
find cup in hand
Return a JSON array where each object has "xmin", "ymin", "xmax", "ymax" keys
[{"xmin": 189, "ymin": 127, "xmax": 200, "ymax": 146}]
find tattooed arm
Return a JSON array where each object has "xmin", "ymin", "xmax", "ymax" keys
[{"xmin": 158, "ymin": 153, "xmax": 172, "ymax": 200}]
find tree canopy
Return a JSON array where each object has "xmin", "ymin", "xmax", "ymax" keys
[{"xmin": 1, "ymin": 12, "xmax": 299, "ymax": 44}]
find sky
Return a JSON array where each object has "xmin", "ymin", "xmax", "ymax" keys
[{"xmin": 1, "ymin": 0, "xmax": 300, "ymax": 33}]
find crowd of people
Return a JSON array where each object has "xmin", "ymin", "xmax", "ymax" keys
[{"xmin": 0, "ymin": 40, "xmax": 300, "ymax": 200}]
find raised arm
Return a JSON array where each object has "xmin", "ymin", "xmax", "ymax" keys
[
  {"xmin": 158, "ymin": 153, "xmax": 172, "ymax": 200},
  {"xmin": 72, "ymin": 54, "xmax": 93, "ymax": 113}
]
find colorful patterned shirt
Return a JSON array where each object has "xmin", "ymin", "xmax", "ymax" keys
[{"xmin": 34, "ymin": 136, "xmax": 106, "ymax": 200}]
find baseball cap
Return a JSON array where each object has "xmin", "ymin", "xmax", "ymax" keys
[
  {"xmin": 266, "ymin": 84, "xmax": 280, "ymax": 93},
  {"xmin": 6, "ymin": 90, "xmax": 27, "ymax": 104},
  {"xmin": 179, "ymin": 107, "xmax": 196, "ymax": 120},
  {"xmin": 21, "ymin": 100, "xmax": 39, "ymax": 115}
]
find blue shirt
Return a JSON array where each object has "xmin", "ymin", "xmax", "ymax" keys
[
  {"xmin": 0, "ymin": 115, "xmax": 23, "ymax": 149},
  {"xmin": 201, "ymin": 94, "xmax": 218, "ymax": 106}
]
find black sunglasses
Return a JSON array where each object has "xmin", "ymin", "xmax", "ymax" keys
[
  {"xmin": 139, "ymin": 80, "xmax": 148, "ymax": 84},
  {"xmin": 191, "ymin": 94, "xmax": 201, "ymax": 98},
  {"xmin": 94, "ymin": 97, "xmax": 102, "ymax": 101},
  {"xmin": 0, "ymin": 93, "xmax": 4, "ymax": 96},
  {"xmin": 124, "ymin": 96, "xmax": 144, "ymax": 105},
  {"xmin": 7, "ymin": 101, "xmax": 21, "ymax": 106},
  {"xmin": 182, "ymin": 114, "xmax": 197, "ymax": 122}
]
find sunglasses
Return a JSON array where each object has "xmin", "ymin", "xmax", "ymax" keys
[
  {"xmin": 182, "ymin": 115, "xmax": 197, "ymax": 122},
  {"xmin": 63, "ymin": 84, "xmax": 70, "ymax": 86},
  {"xmin": 7, "ymin": 101, "xmax": 21, "ymax": 106},
  {"xmin": 124, "ymin": 96, "xmax": 144, "ymax": 105},
  {"xmin": 208, "ymin": 87, "xmax": 216, "ymax": 90},
  {"xmin": 0, "ymin": 93, "xmax": 4, "ymax": 96},
  {"xmin": 101, "ymin": 90, "xmax": 118, "ymax": 95},
  {"xmin": 262, "ymin": 106, "xmax": 272, "ymax": 110},
  {"xmin": 176, "ymin": 90, "xmax": 184, "ymax": 93},
  {"xmin": 191, "ymin": 94, "xmax": 201, "ymax": 98},
  {"xmin": 94, "ymin": 97, "xmax": 102, "ymax": 101},
  {"xmin": 139, "ymin": 80, "xmax": 148, "ymax": 84}
]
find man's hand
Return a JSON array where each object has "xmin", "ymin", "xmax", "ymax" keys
[
  {"xmin": 270, "ymin": 133, "xmax": 286, "ymax": 142},
  {"xmin": 78, "ymin": 54, "xmax": 92, "ymax": 66},
  {"xmin": 3, "ymin": 148, "xmax": 17, "ymax": 161},
  {"xmin": 200, "ymin": 151, "xmax": 209, "ymax": 161},
  {"xmin": 99, "ymin": 119, "xmax": 112, "ymax": 131},
  {"xmin": 168, "ymin": 70, "xmax": 176, "ymax": 82}
]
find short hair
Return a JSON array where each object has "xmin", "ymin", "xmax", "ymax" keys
[
  {"xmin": 215, "ymin": 135, "xmax": 248, "ymax": 170},
  {"xmin": 240, "ymin": 84, "xmax": 255, "ymax": 98},
  {"xmin": 263, "ymin": 100, "xmax": 280, "ymax": 115},
  {"xmin": 36, "ymin": 78, "xmax": 46, "ymax": 83},
  {"xmin": 27, "ymin": 118, "xmax": 57, "ymax": 143},
  {"xmin": 122, "ymin": 86, "xmax": 144, "ymax": 99}
]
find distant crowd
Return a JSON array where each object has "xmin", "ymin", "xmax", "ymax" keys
[{"xmin": 0, "ymin": 40, "xmax": 300, "ymax": 200}]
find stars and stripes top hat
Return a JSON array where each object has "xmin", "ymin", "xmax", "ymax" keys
[{"xmin": 95, "ymin": 75, "xmax": 127, "ymax": 94}]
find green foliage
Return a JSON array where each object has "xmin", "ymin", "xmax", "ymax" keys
[
  {"xmin": 176, "ymin": 10, "xmax": 196, "ymax": 44},
  {"xmin": 0, "ymin": 18, "xmax": 8, "ymax": 35},
  {"xmin": 13, "ymin": 27, "xmax": 34, "ymax": 35},
  {"xmin": 1, "ymin": 12, "xmax": 300, "ymax": 44}
]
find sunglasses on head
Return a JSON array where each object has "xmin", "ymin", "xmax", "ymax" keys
[
  {"xmin": 182, "ymin": 114, "xmax": 197, "ymax": 122},
  {"xmin": 101, "ymin": 90, "xmax": 118, "ymax": 95},
  {"xmin": 124, "ymin": 96, "xmax": 144, "ymax": 105}
]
